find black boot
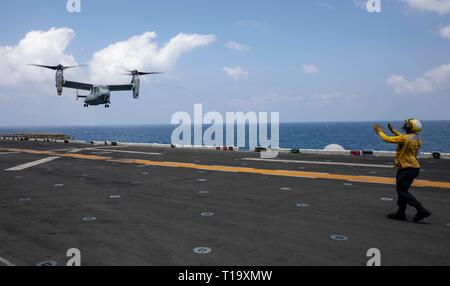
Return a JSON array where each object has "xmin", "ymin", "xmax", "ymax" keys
[
  {"xmin": 413, "ymin": 206, "xmax": 431, "ymax": 223},
  {"xmin": 387, "ymin": 210, "xmax": 406, "ymax": 221}
]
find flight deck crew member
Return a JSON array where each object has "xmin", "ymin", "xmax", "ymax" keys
[{"xmin": 373, "ymin": 119, "xmax": 431, "ymax": 223}]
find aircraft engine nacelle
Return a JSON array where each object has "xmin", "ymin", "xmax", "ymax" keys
[
  {"xmin": 55, "ymin": 69, "xmax": 64, "ymax": 96},
  {"xmin": 132, "ymin": 75, "xmax": 140, "ymax": 99}
]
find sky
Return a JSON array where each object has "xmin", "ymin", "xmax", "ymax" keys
[{"xmin": 0, "ymin": 0, "xmax": 449, "ymax": 126}]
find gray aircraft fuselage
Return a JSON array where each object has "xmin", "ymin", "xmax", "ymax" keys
[{"xmin": 81, "ymin": 86, "xmax": 111, "ymax": 107}]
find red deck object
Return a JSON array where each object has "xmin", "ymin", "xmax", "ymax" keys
[{"xmin": 351, "ymin": 150, "xmax": 361, "ymax": 156}]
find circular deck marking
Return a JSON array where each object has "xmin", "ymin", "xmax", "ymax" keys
[
  {"xmin": 280, "ymin": 187, "xmax": 291, "ymax": 191},
  {"xmin": 54, "ymin": 184, "xmax": 64, "ymax": 188},
  {"xmin": 369, "ymin": 171, "xmax": 377, "ymax": 174},
  {"xmin": 131, "ymin": 181, "xmax": 141, "ymax": 185},
  {"xmin": 198, "ymin": 179, "xmax": 207, "ymax": 182},
  {"xmin": 15, "ymin": 176, "xmax": 23, "ymax": 179},
  {"xmin": 82, "ymin": 217, "xmax": 97, "ymax": 222},
  {"xmin": 201, "ymin": 212, "xmax": 214, "ymax": 217},
  {"xmin": 19, "ymin": 198, "xmax": 31, "ymax": 202},
  {"xmin": 330, "ymin": 235, "xmax": 348, "ymax": 241},
  {"xmin": 36, "ymin": 261, "xmax": 57, "ymax": 267},
  {"xmin": 198, "ymin": 191, "xmax": 209, "ymax": 194},
  {"xmin": 296, "ymin": 203, "xmax": 310, "ymax": 208},
  {"xmin": 141, "ymin": 172, "xmax": 149, "ymax": 175},
  {"xmin": 193, "ymin": 247, "xmax": 212, "ymax": 254},
  {"xmin": 380, "ymin": 197, "xmax": 394, "ymax": 202},
  {"xmin": 344, "ymin": 183, "xmax": 353, "ymax": 186},
  {"xmin": 198, "ymin": 170, "xmax": 206, "ymax": 173},
  {"xmin": 109, "ymin": 195, "xmax": 121, "ymax": 199}
]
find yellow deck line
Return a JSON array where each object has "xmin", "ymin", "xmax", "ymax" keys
[{"xmin": 2, "ymin": 147, "xmax": 450, "ymax": 189}]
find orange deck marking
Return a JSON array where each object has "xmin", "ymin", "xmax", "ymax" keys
[{"xmin": 2, "ymin": 147, "xmax": 450, "ymax": 189}]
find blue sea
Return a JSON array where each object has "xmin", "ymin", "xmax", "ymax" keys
[{"xmin": 1, "ymin": 121, "xmax": 449, "ymax": 153}]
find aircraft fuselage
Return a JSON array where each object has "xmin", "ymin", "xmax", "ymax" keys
[{"xmin": 82, "ymin": 85, "xmax": 111, "ymax": 107}]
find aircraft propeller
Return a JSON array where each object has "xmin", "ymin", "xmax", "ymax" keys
[
  {"xmin": 124, "ymin": 69, "xmax": 164, "ymax": 76},
  {"xmin": 29, "ymin": 64, "xmax": 87, "ymax": 70}
]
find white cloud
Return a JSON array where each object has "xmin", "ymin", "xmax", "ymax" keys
[
  {"xmin": 387, "ymin": 63, "xmax": 450, "ymax": 94},
  {"xmin": 223, "ymin": 66, "xmax": 248, "ymax": 80},
  {"xmin": 440, "ymin": 24, "xmax": 450, "ymax": 40},
  {"xmin": 401, "ymin": 0, "xmax": 450, "ymax": 14},
  {"xmin": 0, "ymin": 27, "xmax": 78, "ymax": 86},
  {"xmin": 226, "ymin": 41, "xmax": 250, "ymax": 52},
  {"xmin": 90, "ymin": 32, "xmax": 216, "ymax": 84},
  {"xmin": 0, "ymin": 28, "xmax": 216, "ymax": 87},
  {"xmin": 302, "ymin": 64, "xmax": 320, "ymax": 75}
]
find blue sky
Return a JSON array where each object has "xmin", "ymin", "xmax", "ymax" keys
[{"xmin": 0, "ymin": 0, "xmax": 449, "ymax": 126}]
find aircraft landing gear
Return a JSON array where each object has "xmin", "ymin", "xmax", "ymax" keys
[
  {"xmin": 105, "ymin": 104, "xmax": 110, "ymax": 108},
  {"xmin": 83, "ymin": 104, "xmax": 88, "ymax": 108}
]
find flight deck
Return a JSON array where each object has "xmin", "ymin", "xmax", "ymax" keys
[{"xmin": 0, "ymin": 140, "xmax": 449, "ymax": 266}]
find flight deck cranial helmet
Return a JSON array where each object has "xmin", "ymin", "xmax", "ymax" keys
[{"xmin": 402, "ymin": 118, "xmax": 422, "ymax": 134}]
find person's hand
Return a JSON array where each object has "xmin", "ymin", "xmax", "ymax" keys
[
  {"xmin": 388, "ymin": 123, "xmax": 395, "ymax": 132},
  {"xmin": 373, "ymin": 124, "xmax": 382, "ymax": 133}
]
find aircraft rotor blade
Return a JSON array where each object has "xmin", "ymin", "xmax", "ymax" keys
[
  {"xmin": 123, "ymin": 69, "xmax": 163, "ymax": 76},
  {"xmin": 62, "ymin": 65, "xmax": 87, "ymax": 70},
  {"xmin": 138, "ymin": 72, "xmax": 163, "ymax": 75},
  {"xmin": 28, "ymin": 64, "xmax": 59, "ymax": 70},
  {"xmin": 29, "ymin": 64, "xmax": 87, "ymax": 70}
]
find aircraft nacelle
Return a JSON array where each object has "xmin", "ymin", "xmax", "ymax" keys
[
  {"xmin": 132, "ymin": 74, "xmax": 140, "ymax": 99},
  {"xmin": 55, "ymin": 69, "xmax": 64, "ymax": 96}
]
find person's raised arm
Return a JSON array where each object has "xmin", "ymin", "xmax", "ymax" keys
[
  {"xmin": 373, "ymin": 124, "xmax": 405, "ymax": 144},
  {"xmin": 388, "ymin": 123, "xmax": 402, "ymax": 136}
]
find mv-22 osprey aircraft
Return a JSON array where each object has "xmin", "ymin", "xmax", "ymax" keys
[{"xmin": 29, "ymin": 64, "xmax": 163, "ymax": 108}]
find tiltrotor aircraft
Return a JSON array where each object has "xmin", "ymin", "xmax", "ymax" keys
[{"xmin": 29, "ymin": 64, "xmax": 162, "ymax": 108}]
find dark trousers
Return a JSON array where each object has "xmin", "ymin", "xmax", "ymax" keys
[{"xmin": 396, "ymin": 168, "xmax": 422, "ymax": 212}]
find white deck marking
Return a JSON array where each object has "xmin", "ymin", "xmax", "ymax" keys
[
  {"xmin": 66, "ymin": 146, "xmax": 128, "ymax": 153},
  {"xmin": 0, "ymin": 152, "xmax": 19, "ymax": 155},
  {"xmin": 67, "ymin": 149, "xmax": 84, "ymax": 153},
  {"xmin": 88, "ymin": 145, "xmax": 129, "ymax": 149},
  {"xmin": 0, "ymin": 257, "xmax": 15, "ymax": 266},
  {"xmin": 5, "ymin": 156, "xmax": 60, "ymax": 171},
  {"xmin": 242, "ymin": 158, "xmax": 394, "ymax": 169},
  {"xmin": 86, "ymin": 148, "xmax": 162, "ymax": 155}
]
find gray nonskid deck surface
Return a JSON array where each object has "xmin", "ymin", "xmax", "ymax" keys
[{"xmin": 0, "ymin": 141, "xmax": 449, "ymax": 266}]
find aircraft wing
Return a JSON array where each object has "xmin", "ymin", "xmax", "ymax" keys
[
  {"xmin": 108, "ymin": 84, "xmax": 133, "ymax": 92},
  {"xmin": 63, "ymin": 80, "xmax": 93, "ymax": 91}
]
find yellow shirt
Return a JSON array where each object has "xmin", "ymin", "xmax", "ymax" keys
[{"xmin": 376, "ymin": 128, "xmax": 421, "ymax": 169}]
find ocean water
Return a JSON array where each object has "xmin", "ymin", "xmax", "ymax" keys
[{"xmin": 1, "ymin": 121, "xmax": 449, "ymax": 152}]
